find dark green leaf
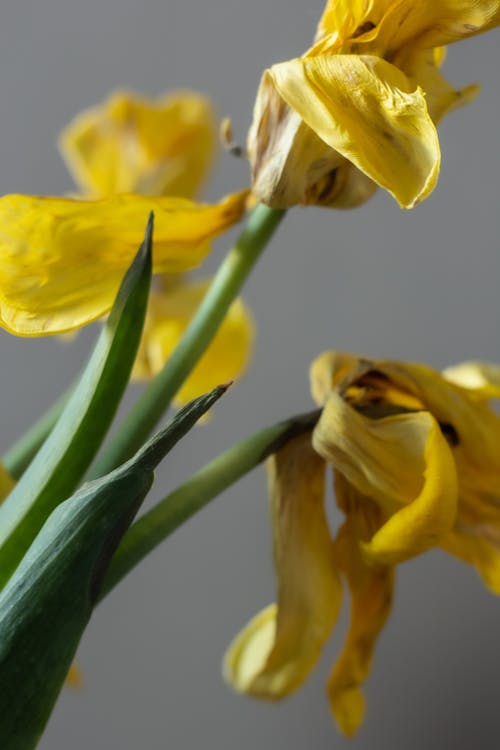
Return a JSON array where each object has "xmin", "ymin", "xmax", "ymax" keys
[{"xmin": 0, "ymin": 383, "xmax": 228, "ymax": 750}]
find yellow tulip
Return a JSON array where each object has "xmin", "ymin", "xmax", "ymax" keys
[
  {"xmin": 55, "ymin": 90, "xmax": 254, "ymax": 401},
  {"xmin": 224, "ymin": 350, "xmax": 500, "ymax": 735},
  {"xmin": 248, "ymin": 0, "xmax": 499, "ymax": 209}
]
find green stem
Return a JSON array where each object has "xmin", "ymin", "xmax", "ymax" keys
[
  {"xmin": 91, "ymin": 204, "xmax": 285, "ymax": 479},
  {"xmin": 3, "ymin": 390, "xmax": 70, "ymax": 480},
  {"xmin": 99, "ymin": 408, "xmax": 319, "ymax": 600}
]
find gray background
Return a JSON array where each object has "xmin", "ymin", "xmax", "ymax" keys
[{"xmin": 0, "ymin": 1, "xmax": 499, "ymax": 748}]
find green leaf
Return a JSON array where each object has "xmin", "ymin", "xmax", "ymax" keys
[
  {"xmin": 0, "ymin": 214, "xmax": 154, "ymax": 590},
  {"xmin": 0, "ymin": 384, "xmax": 228, "ymax": 750}
]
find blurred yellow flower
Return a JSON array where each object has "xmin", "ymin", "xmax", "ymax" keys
[
  {"xmin": 57, "ymin": 90, "xmax": 253, "ymax": 401},
  {"xmin": 249, "ymin": 0, "xmax": 500, "ymax": 209},
  {"xmin": 59, "ymin": 90, "xmax": 216, "ymax": 199},
  {"xmin": 132, "ymin": 275, "xmax": 254, "ymax": 405},
  {"xmin": 224, "ymin": 351, "xmax": 500, "ymax": 735}
]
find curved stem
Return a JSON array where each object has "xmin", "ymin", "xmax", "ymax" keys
[
  {"xmin": 91, "ymin": 204, "xmax": 285, "ymax": 478},
  {"xmin": 99, "ymin": 409, "xmax": 320, "ymax": 600}
]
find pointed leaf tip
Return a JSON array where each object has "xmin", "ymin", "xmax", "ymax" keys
[{"xmin": 131, "ymin": 382, "xmax": 231, "ymax": 472}]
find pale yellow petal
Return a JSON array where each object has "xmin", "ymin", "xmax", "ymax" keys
[
  {"xmin": 132, "ymin": 277, "xmax": 254, "ymax": 405},
  {"xmin": 224, "ymin": 433, "xmax": 341, "ymax": 697},
  {"xmin": 400, "ymin": 47, "xmax": 479, "ymax": 124},
  {"xmin": 0, "ymin": 191, "xmax": 246, "ymax": 336},
  {"xmin": 270, "ymin": 55, "xmax": 440, "ymax": 208},
  {"xmin": 59, "ymin": 90, "xmax": 216, "ymax": 199},
  {"xmin": 328, "ymin": 474, "xmax": 394, "ymax": 736},
  {"xmin": 313, "ymin": 393, "xmax": 458, "ymax": 563},
  {"xmin": 442, "ymin": 361, "xmax": 500, "ymax": 399}
]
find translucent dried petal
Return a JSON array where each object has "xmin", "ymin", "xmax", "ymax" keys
[{"xmin": 224, "ymin": 434, "xmax": 341, "ymax": 697}]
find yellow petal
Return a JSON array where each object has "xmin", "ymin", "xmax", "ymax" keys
[
  {"xmin": 313, "ymin": 393, "xmax": 458, "ymax": 564},
  {"xmin": 247, "ymin": 72, "xmax": 345, "ymax": 209},
  {"xmin": 132, "ymin": 277, "xmax": 254, "ymax": 405},
  {"xmin": 374, "ymin": 0, "xmax": 500, "ymax": 52},
  {"xmin": 224, "ymin": 433, "xmax": 341, "ymax": 697},
  {"xmin": 309, "ymin": 350, "xmax": 365, "ymax": 405},
  {"xmin": 59, "ymin": 90, "xmax": 216, "ymax": 199},
  {"xmin": 314, "ymin": 0, "xmax": 372, "ymax": 48},
  {"xmin": 442, "ymin": 361, "xmax": 500, "ymax": 399},
  {"xmin": 360, "ymin": 416, "xmax": 458, "ymax": 565},
  {"xmin": 0, "ymin": 191, "xmax": 246, "ymax": 336},
  {"xmin": 270, "ymin": 54, "xmax": 440, "ymax": 208},
  {"xmin": 400, "ymin": 47, "xmax": 479, "ymax": 124},
  {"xmin": 0, "ymin": 464, "xmax": 14, "ymax": 503},
  {"xmin": 328, "ymin": 473, "xmax": 394, "ymax": 736},
  {"xmin": 368, "ymin": 360, "xmax": 500, "ymax": 491}
]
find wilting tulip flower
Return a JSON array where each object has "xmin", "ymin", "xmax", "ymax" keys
[
  {"xmin": 225, "ymin": 351, "xmax": 500, "ymax": 735},
  {"xmin": 56, "ymin": 90, "xmax": 254, "ymax": 403},
  {"xmin": 249, "ymin": 0, "xmax": 500, "ymax": 209}
]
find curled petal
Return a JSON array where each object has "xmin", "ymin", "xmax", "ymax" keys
[
  {"xmin": 313, "ymin": 393, "xmax": 458, "ymax": 563},
  {"xmin": 368, "ymin": 360, "xmax": 500, "ymax": 491},
  {"xmin": 309, "ymin": 350, "xmax": 365, "ymax": 406},
  {"xmin": 328, "ymin": 474, "xmax": 394, "ymax": 736},
  {"xmin": 361, "ymin": 416, "xmax": 458, "ymax": 564},
  {"xmin": 59, "ymin": 90, "xmax": 216, "ymax": 199},
  {"xmin": 0, "ymin": 191, "xmax": 246, "ymax": 335},
  {"xmin": 132, "ymin": 277, "xmax": 254, "ymax": 405},
  {"xmin": 270, "ymin": 54, "xmax": 440, "ymax": 207},
  {"xmin": 224, "ymin": 433, "xmax": 341, "ymax": 697}
]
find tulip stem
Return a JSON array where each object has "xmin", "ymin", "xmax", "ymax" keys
[
  {"xmin": 90, "ymin": 203, "xmax": 285, "ymax": 478},
  {"xmin": 99, "ymin": 408, "xmax": 319, "ymax": 600}
]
